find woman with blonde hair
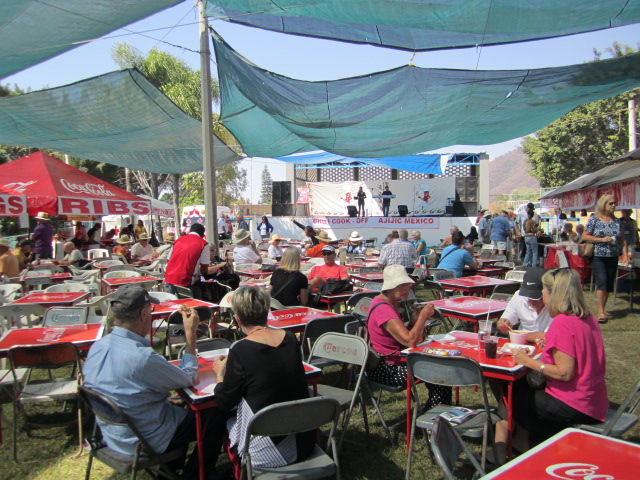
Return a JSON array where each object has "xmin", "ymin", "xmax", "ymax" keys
[
  {"xmin": 582, "ymin": 194, "xmax": 628, "ymax": 323},
  {"xmin": 498, "ymin": 268, "xmax": 607, "ymax": 459},
  {"xmin": 268, "ymin": 247, "xmax": 308, "ymax": 306}
]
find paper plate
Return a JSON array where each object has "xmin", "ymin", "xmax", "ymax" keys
[
  {"xmin": 498, "ymin": 343, "xmax": 534, "ymax": 355},
  {"xmin": 430, "ymin": 334, "xmax": 456, "ymax": 343}
]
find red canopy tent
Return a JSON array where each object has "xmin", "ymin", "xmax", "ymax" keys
[
  {"xmin": 0, "ymin": 152, "xmax": 151, "ymax": 217},
  {"xmin": 0, "ymin": 184, "xmax": 27, "ymax": 217}
]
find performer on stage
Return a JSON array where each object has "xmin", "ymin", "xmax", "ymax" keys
[
  {"xmin": 357, "ymin": 186, "xmax": 367, "ymax": 217},
  {"xmin": 382, "ymin": 183, "xmax": 393, "ymax": 217}
]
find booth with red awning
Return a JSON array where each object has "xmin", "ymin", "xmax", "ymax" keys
[{"xmin": 0, "ymin": 152, "xmax": 151, "ymax": 217}]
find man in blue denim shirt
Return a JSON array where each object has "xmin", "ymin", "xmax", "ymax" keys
[{"xmin": 83, "ymin": 286, "xmax": 224, "ymax": 479}]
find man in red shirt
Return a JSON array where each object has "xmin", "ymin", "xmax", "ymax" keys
[
  {"xmin": 164, "ymin": 224, "xmax": 209, "ymax": 295},
  {"xmin": 307, "ymin": 245, "xmax": 349, "ymax": 291}
]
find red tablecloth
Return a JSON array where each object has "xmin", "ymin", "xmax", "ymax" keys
[
  {"xmin": 11, "ymin": 291, "xmax": 90, "ymax": 307},
  {"xmin": 0, "ymin": 323, "xmax": 104, "ymax": 356},
  {"xmin": 268, "ymin": 307, "xmax": 338, "ymax": 331}
]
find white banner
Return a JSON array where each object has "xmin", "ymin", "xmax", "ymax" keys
[
  {"xmin": 308, "ymin": 179, "xmax": 456, "ymax": 217},
  {"xmin": 58, "ymin": 197, "xmax": 151, "ymax": 216},
  {"xmin": 308, "ymin": 216, "xmax": 440, "ymax": 240}
]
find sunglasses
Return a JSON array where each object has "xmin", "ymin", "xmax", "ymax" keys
[
  {"xmin": 607, "ymin": 202, "xmax": 616, "ymax": 206},
  {"xmin": 551, "ymin": 267, "xmax": 571, "ymax": 278},
  {"xmin": 321, "ymin": 251, "xmax": 335, "ymax": 256}
]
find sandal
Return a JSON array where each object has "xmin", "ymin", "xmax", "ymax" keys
[{"xmin": 597, "ymin": 316, "xmax": 608, "ymax": 324}]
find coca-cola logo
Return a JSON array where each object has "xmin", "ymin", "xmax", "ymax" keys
[
  {"xmin": 4, "ymin": 181, "xmax": 36, "ymax": 193},
  {"xmin": 60, "ymin": 179, "xmax": 116, "ymax": 197},
  {"xmin": 546, "ymin": 463, "xmax": 615, "ymax": 480},
  {"xmin": 37, "ymin": 328, "xmax": 66, "ymax": 343}
]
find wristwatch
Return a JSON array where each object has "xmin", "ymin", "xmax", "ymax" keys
[{"xmin": 539, "ymin": 364, "xmax": 546, "ymax": 374}]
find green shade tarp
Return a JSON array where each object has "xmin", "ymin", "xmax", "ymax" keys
[
  {"xmin": 213, "ymin": 32, "xmax": 640, "ymax": 158},
  {"xmin": 0, "ymin": 69, "xmax": 242, "ymax": 174},
  {"xmin": 0, "ymin": 0, "xmax": 180, "ymax": 79},
  {"xmin": 204, "ymin": 0, "xmax": 640, "ymax": 51}
]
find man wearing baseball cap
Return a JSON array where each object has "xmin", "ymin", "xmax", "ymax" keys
[
  {"xmin": 496, "ymin": 267, "xmax": 552, "ymax": 339},
  {"xmin": 83, "ymin": 286, "xmax": 224, "ymax": 478},
  {"xmin": 307, "ymin": 245, "xmax": 350, "ymax": 291}
]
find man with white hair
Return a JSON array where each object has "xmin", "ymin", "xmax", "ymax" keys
[
  {"xmin": 440, "ymin": 225, "xmax": 459, "ymax": 247},
  {"xmin": 55, "ymin": 241, "xmax": 84, "ymax": 267},
  {"xmin": 377, "ymin": 229, "xmax": 417, "ymax": 271}
]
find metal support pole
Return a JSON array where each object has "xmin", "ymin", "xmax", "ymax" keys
[
  {"xmin": 199, "ymin": 1, "xmax": 217, "ymax": 242},
  {"xmin": 629, "ymin": 99, "xmax": 637, "ymax": 152}
]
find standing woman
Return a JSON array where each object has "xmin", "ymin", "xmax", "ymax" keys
[
  {"xmin": 356, "ymin": 186, "xmax": 367, "ymax": 217},
  {"xmin": 257, "ymin": 216, "xmax": 274, "ymax": 240},
  {"xmin": 582, "ymin": 194, "xmax": 628, "ymax": 323}
]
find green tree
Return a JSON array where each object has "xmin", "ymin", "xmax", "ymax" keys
[
  {"xmin": 260, "ymin": 165, "xmax": 273, "ymax": 204},
  {"xmin": 523, "ymin": 42, "xmax": 639, "ymax": 188},
  {"xmin": 111, "ymin": 43, "xmax": 246, "ymax": 217}
]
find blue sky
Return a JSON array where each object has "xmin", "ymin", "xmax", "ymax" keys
[{"xmin": 2, "ymin": 2, "xmax": 638, "ymax": 202}]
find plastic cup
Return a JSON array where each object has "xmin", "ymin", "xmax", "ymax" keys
[
  {"xmin": 484, "ymin": 336, "xmax": 499, "ymax": 359},
  {"xmin": 477, "ymin": 320, "xmax": 492, "ymax": 350}
]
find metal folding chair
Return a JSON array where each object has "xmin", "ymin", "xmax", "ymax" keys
[
  {"xmin": 429, "ymin": 416, "xmax": 486, "ymax": 480},
  {"xmin": 577, "ymin": 377, "xmax": 640, "ymax": 437},
  {"xmin": 8, "ymin": 342, "xmax": 83, "ymax": 462},
  {"xmin": 405, "ymin": 353, "xmax": 497, "ymax": 477},
  {"xmin": 79, "ymin": 386, "xmax": 184, "ymax": 480},
  {"xmin": 177, "ymin": 337, "xmax": 231, "ymax": 359},
  {"xmin": 308, "ymin": 332, "xmax": 370, "ymax": 450},
  {"xmin": 239, "ymin": 397, "xmax": 341, "ymax": 480}
]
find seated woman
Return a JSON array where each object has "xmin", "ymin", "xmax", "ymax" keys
[
  {"xmin": 269, "ymin": 247, "xmax": 308, "ymax": 306},
  {"xmin": 465, "ymin": 226, "xmax": 479, "ymax": 244},
  {"xmin": 346, "ymin": 231, "xmax": 367, "ymax": 254},
  {"xmin": 267, "ymin": 234, "xmax": 285, "ymax": 260},
  {"xmin": 559, "ymin": 222, "xmax": 574, "ymax": 242},
  {"xmin": 495, "ymin": 268, "xmax": 607, "ymax": 461},
  {"xmin": 366, "ymin": 264, "xmax": 451, "ymax": 410},
  {"xmin": 213, "ymin": 287, "xmax": 314, "ymax": 468}
]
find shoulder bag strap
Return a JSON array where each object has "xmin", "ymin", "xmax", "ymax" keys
[{"xmin": 439, "ymin": 246, "xmax": 461, "ymax": 263}]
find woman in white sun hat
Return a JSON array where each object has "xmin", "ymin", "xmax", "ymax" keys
[
  {"xmin": 346, "ymin": 231, "xmax": 367, "ymax": 254},
  {"xmin": 366, "ymin": 264, "xmax": 452, "ymax": 410}
]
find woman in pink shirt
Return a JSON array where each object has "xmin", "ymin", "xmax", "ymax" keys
[{"xmin": 505, "ymin": 268, "xmax": 607, "ymax": 456}]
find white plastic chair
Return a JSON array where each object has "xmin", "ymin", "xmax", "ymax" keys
[
  {"xmin": 0, "ymin": 284, "xmax": 23, "ymax": 303},
  {"xmin": 103, "ymin": 270, "xmax": 141, "ymax": 280},
  {"xmin": 45, "ymin": 283, "xmax": 92, "ymax": 294},
  {"xmin": 95, "ymin": 260, "xmax": 124, "ymax": 267},
  {"xmin": 87, "ymin": 249, "xmax": 110, "ymax": 259},
  {"xmin": 0, "ymin": 305, "xmax": 46, "ymax": 332},
  {"xmin": 104, "ymin": 265, "xmax": 136, "ymax": 275}
]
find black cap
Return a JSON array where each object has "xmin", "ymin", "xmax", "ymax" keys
[
  {"xmin": 110, "ymin": 285, "xmax": 160, "ymax": 310},
  {"xmin": 518, "ymin": 267, "xmax": 546, "ymax": 300},
  {"xmin": 526, "ymin": 202, "xmax": 535, "ymax": 210}
]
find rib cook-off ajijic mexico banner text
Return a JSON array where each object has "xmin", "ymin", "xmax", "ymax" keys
[{"xmin": 308, "ymin": 179, "xmax": 456, "ymax": 217}]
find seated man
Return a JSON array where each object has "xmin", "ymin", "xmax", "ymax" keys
[
  {"xmin": 377, "ymin": 229, "xmax": 417, "ymax": 271},
  {"xmin": 496, "ymin": 267, "xmax": 552, "ymax": 341},
  {"xmin": 55, "ymin": 241, "xmax": 85, "ymax": 267},
  {"xmin": 436, "ymin": 231, "xmax": 478, "ymax": 277},
  {"xmin": 0, "ymin": 238, "xmax": 20, "ymax": 279},
  {"xmin": 83, "ymin": 286, "xmax": 224, "ymax": 479},
  {"xmin": 307, "ymin": 245, "xmax": 349, "ymax": 291},
  {"xmin": 13, "ymin": 239, "xmax": 34, "ymax": 270},
  {"xmin": 232, "ymin": 229, "xmax": 262, "ymax": 265},
  {"xmin": 131, "ymin": 233, "xmax": 154, "ymax": 261}
]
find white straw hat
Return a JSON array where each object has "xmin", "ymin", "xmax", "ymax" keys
[
  {"xmin": 233, "ymin": 229, "xmax": 251, "ymax": 243},
  {"xmin": 349, "ymin": 231, "xmax": 364, "ymax": 242},
  {"xmin": 381, "ymin": 264, "xmax": 414, "ymax": 291}
]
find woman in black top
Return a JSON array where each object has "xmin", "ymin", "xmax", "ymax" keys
[
  {"xmin": 269, "ymin": 247, "xmax": 308, "ymax": 306},
  {"xmin": 213, "ymin": 287, "xmax": 313, "ymax": 467}
]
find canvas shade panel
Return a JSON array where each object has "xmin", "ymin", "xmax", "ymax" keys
[
  {"xmin": 275, "ymin": 151, "xmax": 446, "ymax": 175},
  {"xmin": 0, "ymin": 0, "xmax": 180, "ymax": 79},
  {"xmin": 213, "ymin": 33, "xmax": 640, "ymax": 159},
  {"xmin": 0, "ymin": 69, "xmax": 242, "ymax": 174},
  {"xmin": 0, "ymin": 151, "xmax": 151, "ymax": 216},
  {"xmin": 204, "ymin": 0, "xmax": 640, "ymax": 51}
]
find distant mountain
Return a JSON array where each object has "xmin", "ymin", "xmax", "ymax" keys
[{"xmin": 489, "ymin": 147, "xmax": 540, "ymax": 198}]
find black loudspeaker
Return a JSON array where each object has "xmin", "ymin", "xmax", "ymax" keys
[
  {"xmin": 272, "ymin": 181, "xmax": 291, "ymax": 205},
  {"xmin": 398, "ymin": 205, "xmax": 408, "ymax": 217},
  {"xmin": 272, "ymin": 203, "xmax": 293, "ymax": 216},
  {"xmin": 347, "ymin": 205, "xmax": 358, "ymax": 217},
  {"xmin": 452, "ymin": 201, "xmax": 473, "ymax": 216},
  {"xmin": 455, "ymin": 177, "xmax": 478, "ymax": 202}
]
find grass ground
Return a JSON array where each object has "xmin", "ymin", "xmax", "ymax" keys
[{"xmin": 1, "ymin": 285, "xmax": 639, "ymax": 480}]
